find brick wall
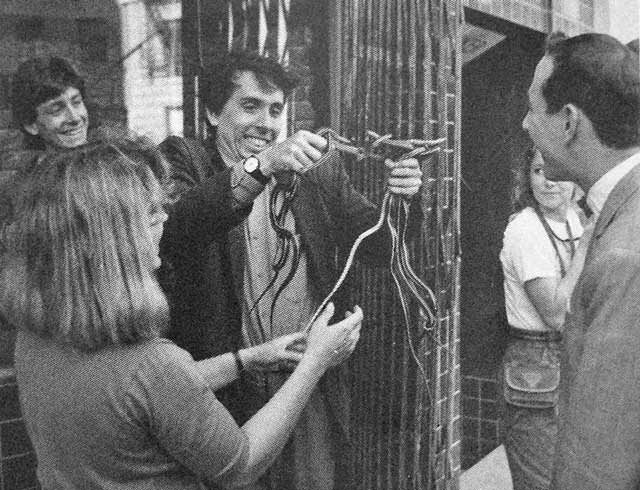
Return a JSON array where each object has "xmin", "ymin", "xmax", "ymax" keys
[
  {"xmin": 463, "ymin": 0, "xmax": 595, "ymax": 35},
  {"xmin": 461, "ymin": 374, "xmax": 502, "ymax": 469},
  {"xmin": 289, "ymin": 23, "xmax": 318, "ymax": 132},
  {"xmin": 0, "ymin": 370, "xmax": 37, "ymax": 490}
]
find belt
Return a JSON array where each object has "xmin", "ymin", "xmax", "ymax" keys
[{"xmin": 508, "ymin": 325, "xmax": 562, "ymax": 342}]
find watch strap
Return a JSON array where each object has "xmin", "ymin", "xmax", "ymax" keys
[{"xmin": 244, "ymin": 156, "xmax": 269, "ymax": 185}]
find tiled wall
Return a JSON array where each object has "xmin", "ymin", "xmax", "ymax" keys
[
  {"xmin": 461, "ymin": 374, "xmax": 502, "ymax": 469},
  {"xmin": 463, "ymin": 0, "xmax": 594, "ymax": 35},
  {"xmin": 0, "ymin": 369, "xmax": 37, "ymax": 490}
]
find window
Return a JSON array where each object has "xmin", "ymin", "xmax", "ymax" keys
[
  {"xmin": 166, "ymin": 106, "xmax": 183, "ymax": 136},
  {"xmin": 144, "ymin": 18, "xmax": 181, "ymax": 78}
]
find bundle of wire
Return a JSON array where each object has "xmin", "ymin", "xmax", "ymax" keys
[{"xmin": 303, "ymin": 131, "xmax": 441, "ymax": 339}]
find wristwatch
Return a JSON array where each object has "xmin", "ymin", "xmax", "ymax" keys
[{"xmin": 243, "ymin": 155, "xmax": 269, "ymax": 185}]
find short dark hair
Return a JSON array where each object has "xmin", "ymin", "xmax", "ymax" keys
[
  {"xmin": 0, "ymin": 139, "xmax": 170, "ymax": 351},
  {"xmin": 11, "ymin": 56, "xmax": 87, "ymax": 148},
  {"xmin": 201, "ymin": 51, "xmax": 299, "ymax": 115},
  {"xmin": 542, "ymin": 33, "xmax": 640, "ymax": 149}
]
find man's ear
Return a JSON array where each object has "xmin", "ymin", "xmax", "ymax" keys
[
  {"xmin": 205, "ymin": 108, "xmax": 219, "ymax": 127},
  {"xmin": 562, "ymin": 104, "xmax": 579, "ymax": 144},
  {"xmin": 23, "ymin": 122, "xmax": 40, "ymax": 136}
]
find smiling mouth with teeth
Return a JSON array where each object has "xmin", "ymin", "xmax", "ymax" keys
[{"xmin": 245, "ymin": 136, "xmax": 272, "ymax": 150}]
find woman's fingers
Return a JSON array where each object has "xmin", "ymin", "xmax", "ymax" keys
[
  {"xmin": 308, "ymin": 302, "xmax": 336, "ymax": 334},
  {"xmin": 304, "ymin": 304, "xmax": 364, "ymax": 368},
  {"xmin": 280, "ymin": 350, "xmax": 304, "ymax": 363},
  {"xmin": 342, "ymin": 306, "xmax": 363, "ymax": 330},
  {"xmin": 327, "ymin": 306, "xmax": 363, "ymax": 365},
  {"xmin": 283, "ymin": 331, "xmax": 307, "ymax": 351}
]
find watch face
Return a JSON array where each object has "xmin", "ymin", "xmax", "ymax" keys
[{"xmin": 244, "ymin": 156, "xmax": 259, "ymax": 173}]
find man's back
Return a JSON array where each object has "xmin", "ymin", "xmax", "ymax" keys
[{"xmin": 556, "ymin": 161, "xmax": 640, "ymax": 490}]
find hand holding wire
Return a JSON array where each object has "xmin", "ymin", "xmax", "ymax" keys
[
  {"xmin": 303, "ymin": 128, "xmax": 443, "ymax": 334},
  {"xmin": 259, "ymin": 130, "xmax": 328, "ymax": 177},
  {"xmin": 305, "ymin": 303, "xmax": 363, "ymax": 369},
  {"xmin": 385, "ymin": 157, "xmax": 422, "ymax": 197}
]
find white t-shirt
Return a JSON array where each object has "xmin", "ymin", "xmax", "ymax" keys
[{"xmin": 500, "ymin": 206, "xmax": 583, "ymax": 331}]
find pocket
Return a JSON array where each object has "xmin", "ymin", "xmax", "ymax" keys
[{"xmin": 503, "ymin": 357, "xmax": 560, "ymax": 409}]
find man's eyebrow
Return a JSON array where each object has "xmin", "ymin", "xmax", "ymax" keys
[
  {"xmin": 240, "ymin": 97, "xmax": 263, "ymax": 105},
  {"xmin": 41, "ymin": 100, "xmax": 65, "ymax": 110}
]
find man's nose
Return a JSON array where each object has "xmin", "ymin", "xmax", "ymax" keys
[
  {"xmin": 522, "ymin": 112, "xmax": 529, "ymax": 131},
  {"xmin": 255, "ymin": 109, "xmax": 278, "ymax": 130},
  {"xmin": 64, "ymin": 103, "xmax": 83, "ymax": 123}
]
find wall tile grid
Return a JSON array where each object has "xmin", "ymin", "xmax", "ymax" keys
[
  {"xmin": 463, "ymin": 0, "xmax": 594, "ymax": 35},
  {"xmin": 0, "ymin": 369, "xmax": 38, "ymax": 490},
  {"xmin": 461, "ymin": 374, "xmax": 501, "ymax": 469},
  {"xmin": 288, "ymin": 25, "xmax": 317, "ymax": 132}
]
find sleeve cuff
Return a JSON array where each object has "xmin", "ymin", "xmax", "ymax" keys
[{"xmin": 230, "ymin": 161, "xmax": 266, "ymax": 209}]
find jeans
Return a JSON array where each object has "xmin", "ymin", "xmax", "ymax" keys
[{"xmin": 501, "ymin": 335, "xmax": 560, "ymax": 490}]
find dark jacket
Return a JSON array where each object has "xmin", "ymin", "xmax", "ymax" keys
[{"xmin": 159, "ymin": 136, "xmax": 422, "ymax": 435}]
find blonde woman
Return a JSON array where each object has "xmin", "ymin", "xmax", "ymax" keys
[{"xmin": 0, "ymin": 140, "xmax": 362, "ymax": 490}]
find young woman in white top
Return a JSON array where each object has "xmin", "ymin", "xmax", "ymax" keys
[{"xmin": 499, "ymin": 148, "xmax": 591, "ymax": 490}]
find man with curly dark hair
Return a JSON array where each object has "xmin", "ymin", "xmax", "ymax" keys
[{"xmin": 160, "ymin": 50, "xmax": 424, "ymax": 490}]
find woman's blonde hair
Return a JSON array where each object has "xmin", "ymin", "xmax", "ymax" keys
[{"xmin": 0, "ymin": 140, "xmax": 170, "ymax": 351}]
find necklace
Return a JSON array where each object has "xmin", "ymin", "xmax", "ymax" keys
[{"xmin": 534, "ymin": 206, "xmax": 579, "ymax": 277}]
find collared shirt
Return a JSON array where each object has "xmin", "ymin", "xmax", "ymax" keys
[
  {"xmin": 220, "ymin": 154, "xmax": 315, "ymax": 351},
  {"xmin": 240, "ymin": 181, "xmax": 315, "ymax": 348},
  {"xmin": 586, "ymin": 151, "xmax": 640, "ymax": 220}
]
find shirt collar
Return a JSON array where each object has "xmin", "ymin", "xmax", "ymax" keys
[{"xmin": 586, "ymin": 151, "xmax": 640, "ymax": 218}]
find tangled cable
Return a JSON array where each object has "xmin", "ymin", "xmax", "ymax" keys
[
  {"xmin": 250, "ymin": 127, "xmax": 445, "ymax": 361},
  {"xmin": 303, "ymin": 129, "xmax": 444, "ymax": 339},
  {"xmin": 247, "ymin": 173, "xmax": 301, "ymax": 342}
]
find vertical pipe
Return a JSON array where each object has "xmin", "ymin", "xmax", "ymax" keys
[
  {"xmin": 450, "ymin": 1, "xmax": 464, "ymax": 485},
  {"xmin": 181, "ymin": 0, "xmax": 201, "ymax": 138},
  {"xmin": 388, "ymin": 4, "xmax": 402, "ymax": 490}
]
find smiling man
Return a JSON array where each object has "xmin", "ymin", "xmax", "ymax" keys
[
  {"xmin": 523, "ymin": 33, "xmax": 640, "ymax": 490},
  {"xmin": 11, "ymin": 56, "xmax": 89, "ymax": 150},
  {"xmin": 160, "ymin": 51, "xmax": 423, "ymax": 490}
]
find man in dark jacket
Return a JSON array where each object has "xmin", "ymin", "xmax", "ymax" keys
[{"xmin": 160, "ymin": 51, "xmax": 423, "ymax": 490}]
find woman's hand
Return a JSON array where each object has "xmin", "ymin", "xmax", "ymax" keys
[
  {"xmin": 241, "ymin": 332, "xmax": 306, "ymax": 372},
  {"xmin": 305, "ymin": 303, "xmax": 363, "ymax": 369}
]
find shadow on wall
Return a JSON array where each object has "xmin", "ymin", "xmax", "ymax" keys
[{"xmin": 460, "ymin": 18, "xmax": 545, "ymax": 380}]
